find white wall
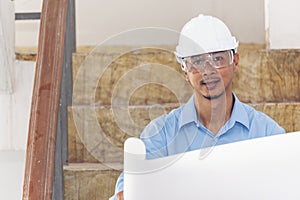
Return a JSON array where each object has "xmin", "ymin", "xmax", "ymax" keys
[
  {"xmin": 0, "ymin": 59, "xmax": 34, "ymax": 199},
  {"xmin": 14, "ymin": 0, "xmax": 42, "ymax": 47},
  {"xmin": 15, "ymin": 0, "xmax": 266, "ymax": 46},
  {"xmin": 0, "ymin": 0, "xmax": 15, "ymax": 92},
  {"xmin": 265, "ymin": 0, "xmax": 300, "ymax": 49},
  {"xmin": 0, "ymin": 61, "xmax": 35, "ymax": 150},
  {"xmin": 1, "ymin": 3, "xmax": 36, "ymax": 199},
  {"xmin": 0, "ymin": 150, "xmax": 25, "ymax": 200}
]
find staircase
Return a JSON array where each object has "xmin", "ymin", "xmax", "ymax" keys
[
  {"xmin": 16, "ymin": 44, "xmax": 300, "ymax": 199},
  {"xmin": 62, "ymin": 43, "xmax": 300, "ymax": 199}
]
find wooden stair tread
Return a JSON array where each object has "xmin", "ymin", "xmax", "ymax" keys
[{"xmin": 64, "ymin": 163, "xmax": 122, "ymax": 171}]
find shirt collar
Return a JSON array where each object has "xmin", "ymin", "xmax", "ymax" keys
[
  {"xmin": 229, "ymin": 93, "xmax": 250, "ymax": 130},
  {"xmin": 178, "ymin": 93, "xmax": 250, "ymax": 130}
]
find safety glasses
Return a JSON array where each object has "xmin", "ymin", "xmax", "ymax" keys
[{"xmin": 183, "ymin": 50, "xmax": 234, "ymax": 73}]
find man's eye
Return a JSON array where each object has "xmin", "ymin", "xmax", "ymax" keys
[
  {"xmin": 192, "ymin": 60, "xmax": 204, "ymax": 65},
  {"xmin": 213, "ymin": 56, "xmax": 224, "ymax": 62}
]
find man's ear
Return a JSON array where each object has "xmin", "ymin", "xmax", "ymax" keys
[
  {"xmin": 184, "ymin": 71, "xmax": 190, "ymax": 82},
  {"xmin": 233, "ymin": 53, "xmax": 239, "ymax": 72}
]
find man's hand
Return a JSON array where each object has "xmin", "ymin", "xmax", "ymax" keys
[{"xmin": 116, "ymin": 191, "xmax": 124, "ymax": 200}]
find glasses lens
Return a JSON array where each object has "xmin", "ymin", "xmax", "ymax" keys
[{"xmin": 185, "ymin": 50, "xmax": 233, "ymax": 73}]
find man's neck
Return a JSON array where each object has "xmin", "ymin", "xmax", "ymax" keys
[{"xmin": 195, "ymin": 92, "xmax": 234, "ymax": 134}]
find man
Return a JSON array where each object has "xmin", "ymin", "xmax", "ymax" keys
[{"xmin": 110, "ymin": 14, "xmax": 285, "ymax": 200}]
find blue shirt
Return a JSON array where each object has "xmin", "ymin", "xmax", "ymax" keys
[{"xmin": 110, "ymin": 94, "xmax": 285, "ymax": 199}]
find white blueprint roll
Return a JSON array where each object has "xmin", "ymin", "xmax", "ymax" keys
[{"xmin": 124, "ymin": 132, "xmax": 300, "ymax": 200}]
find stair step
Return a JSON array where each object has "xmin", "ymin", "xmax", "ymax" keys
[
  {"xmin": 15, "ymin": 47, "xmax": 37, "ymax": 61},
  {"xmin": 251, "ymin": 102, "xmax": 300, "ymax": 132},
  {"xmin": 234, "ymin": 49, "xmax": 300, "ymax": 103},
  {"xmin": 68, "ymin": 102, "xmax": 300, "ymax": 163},
  {"xmin": 72, "ymin": 44, "xmax": 300, "ymax": 105},
  {"xmin": 72, "ymin": 46, "xmax": 190, "ymax": 106},
  {"xmin": 66, "ymin": 44, "xmax": 300, "ymax": 199},
  {"xmin": 68, "ymin": 104, "xmax": 179, "ymax": 163},
  {"xmin": 64, "ymin": 163, "xmax": 121, "ymax": 200}
]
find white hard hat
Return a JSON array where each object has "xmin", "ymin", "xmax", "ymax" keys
[{"xmin": 175, "ymin": 14, "xmax": 238, "ymax": 60}]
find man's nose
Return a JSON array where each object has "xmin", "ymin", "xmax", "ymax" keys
[{"xmin": 199, "ymin": 60, "xmax": 216, "ymax": 75}]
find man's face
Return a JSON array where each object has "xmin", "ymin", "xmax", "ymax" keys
[{"xmin": 184, "ymin": 52, "xmax": 239, "ymax": 100}]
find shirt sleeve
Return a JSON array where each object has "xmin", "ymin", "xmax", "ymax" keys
[
  {"xmin": 109, "ymin": 172, "xmax": 124, "ymax": 200},
  {"xmin": 245, "ymin": 103, "xmax": 287, "ymax": 138},
  {"xmin": 110, "ymin": 115, "xmax": 169, "ymax": 199},
  {"xmin": 140, "ymin": 114, "xmax": 169, "ymax": 159},
  {"xmin": 267, "ymin": 121, "xmax": 286, "ymax": 136},
  {"xmin": 258, "ymin": 110, "xmax": 286, "ymax": 136}
]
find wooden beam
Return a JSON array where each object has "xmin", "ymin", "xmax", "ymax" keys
[
  {"xmin": 52, "ymin": 1, "xmax": 77, "ymax": 198},
  {"xmin": 22, "ymin": 0, "xmax": 68, "ymax": 199}
]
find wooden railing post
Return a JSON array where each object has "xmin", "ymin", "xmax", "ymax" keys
[{"xmin": 22, "ymin": 0, "xmax": 68, "ymax": 199}]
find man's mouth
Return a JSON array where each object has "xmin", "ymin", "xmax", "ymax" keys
[{"xmin": 200, "ymin": 78, "xmax": 220, "ymax": 90}]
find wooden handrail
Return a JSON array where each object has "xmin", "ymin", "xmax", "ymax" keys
[{"xmin": 22, "ymin": 0, "xmax": 68, "ymax": 199}]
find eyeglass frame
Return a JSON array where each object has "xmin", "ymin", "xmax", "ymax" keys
[{"xmin": 181, "ymin": 50, "xmax": 235, "ymax": 73}]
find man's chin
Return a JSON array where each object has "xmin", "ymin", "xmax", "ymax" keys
[{"xmin": 203, "ymin": 91, "xmax": 225, "ymax": 100}]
